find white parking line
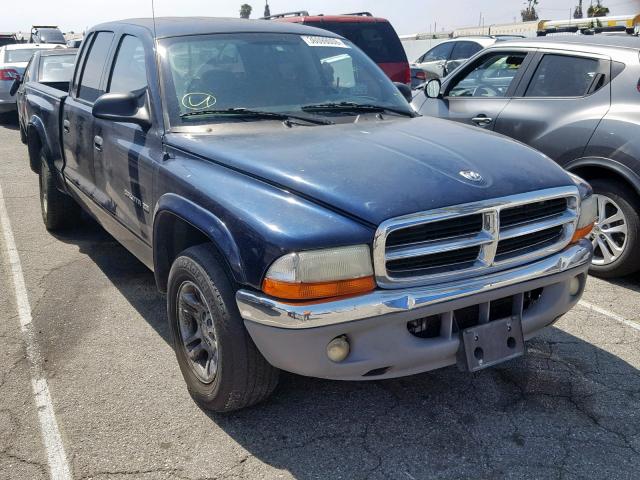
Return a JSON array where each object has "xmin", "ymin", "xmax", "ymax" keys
[
  {"xmin": 579, "ymin": 300, "xmax": 640, "ymax": 333},
  {"xmin": 0, "ymin": 184, "xmax": 72, "ymax": 480}
]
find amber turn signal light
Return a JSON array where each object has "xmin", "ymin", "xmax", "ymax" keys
[
  {"xmin": 262, "ymin": 276, "xmax": 376, "ymax": 301},
  {"xmin": 571, "ymin": 222, "xmax": 594, "ymax": 243}
]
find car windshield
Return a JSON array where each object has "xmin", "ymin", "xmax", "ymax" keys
[
  {"xmin": 159, "ymin": 33, "xmax": 412, "ymax": 127},
  {"xmin": 5, "ymin": 49, "xmax": 38, "ymax": 63},
  {"xmin": 36, "ymin": 29, "xmax": 66, "ymax": 44}
]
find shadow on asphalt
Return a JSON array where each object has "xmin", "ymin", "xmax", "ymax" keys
[
  {"xmin": 0, "ymin": 112, "xmax": 19, "ymax": 130},
  {"xmin": 52, "ymin": 218, "xmax": 640, "ymax": 479}
]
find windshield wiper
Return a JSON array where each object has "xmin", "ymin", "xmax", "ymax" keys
[
  {"xmin": 301, "ymin": 102, "xmax": 415, "ymax": 118},
  {"xmin": 180, "ymin": 108, "xmax": 333, "ymax": 125}
]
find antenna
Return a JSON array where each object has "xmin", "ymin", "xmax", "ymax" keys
[{"xmin": 151, "ymin": 0, "xmax": 158, "ymax": 40}]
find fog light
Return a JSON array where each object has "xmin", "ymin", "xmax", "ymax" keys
[
  {"xmin": 569, "ymin": 276, "xmax": 581, "ymax": 296},
  {"xmin": 326, "ymin": 335, "xmax": 350, "ymax": 363}
]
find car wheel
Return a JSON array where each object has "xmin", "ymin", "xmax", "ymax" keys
[
  {"xmin": 588, "ymin": 178, "xmax": 640, "ymax": 278},
  {"xmin": 39, "ymin": 153, "xmax": 80, "ymax": 231},
  {"xmin": 167, "ymin": 244, "xmax": 279, "ymax": 412}
]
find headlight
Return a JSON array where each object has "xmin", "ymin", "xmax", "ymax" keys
[
  {"xmin": 262, "ymin": 245, "xmax": 375, "ymax": 300},
  {"xmin": 569, "ymin": 173, "xmax": 596, "ymax": 243}
]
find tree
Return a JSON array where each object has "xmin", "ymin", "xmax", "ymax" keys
[
  {"xmin": 264, "ymin": 1, "xmax": 271, "ymax": 18},
  {"xmin": 240, "ymin": 4, "xmax": 253, "ymax": 18},
  {"xmin": 588, "ymin": 0, "xmax": 609, "ymax": 17},
  {"xmin": 521, "ymin": 0, "xmax": 539, "ymax": 22},
  {"xmin": 574, "ymin": 0, "xmax": 584, "ymax": 19}
]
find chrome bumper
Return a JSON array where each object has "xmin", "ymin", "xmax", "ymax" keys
[{"xmin": 236, "ymin": 240, "xmax": 592, "ymax": 329}]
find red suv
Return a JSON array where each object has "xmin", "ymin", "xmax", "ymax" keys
[{"xmin": 267, "ymin": 11, "xmax": 410, "ymax": 85}]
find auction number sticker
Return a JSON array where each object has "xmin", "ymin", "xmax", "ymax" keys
[{"xmin": 301, "ymin": 36, "xmax": 350, "ymax": 49}]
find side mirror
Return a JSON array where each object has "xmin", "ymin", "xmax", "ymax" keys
[
  {"xmin": 92, "ymin": 90, "xmax": 151, "ymax": 129},
  {"xmin": 394, "ymin": 82, "xmax": 413, "ymax": 103},
  {"xmin": 424, "ymin": 79, "xmax": 442, "ymax": 99},
  {"xmin": 9, "ymin": 78, "xmax": 21, "ymax": 97}
]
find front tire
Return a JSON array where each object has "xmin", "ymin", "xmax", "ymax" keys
[
  {"xmin": 167, "ymin": 244, "xmax": 279, "ymax": 412},
  {"xmin": 39, "ymin": 154, "xmax": 80, "ymax": 231},
  {"xmin": 588, "ymin": 178, "xmax": 640, "ymax": 278}
]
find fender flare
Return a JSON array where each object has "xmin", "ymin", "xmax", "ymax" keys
[
  {"xmin": 153, "ymin": 193, "xmax": 245, "ymax": 289},
  {"xmin": 27, "ymin": 115, "xmax": 54, "ymax": 162},
  {"xmin": 564, "ymin": 157, "xmax": 640, "ymax": 197}
]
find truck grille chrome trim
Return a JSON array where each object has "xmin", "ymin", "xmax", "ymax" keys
[{"xmin": 373, "ymin": 187, "xmax": 580, "ymax": 289}]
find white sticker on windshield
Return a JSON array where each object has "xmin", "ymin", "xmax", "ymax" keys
[{"xmin": 301, "ymin": 35, "xmax": 350, "ymax": 49}]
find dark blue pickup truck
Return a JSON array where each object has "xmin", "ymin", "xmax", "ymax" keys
[{"xmin": 21, "ymin": 17, "xmax": 595, "ymax": 412}]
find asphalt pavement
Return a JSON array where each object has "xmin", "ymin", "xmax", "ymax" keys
[{"xmin": 0, "ymin": 113, "xmax": 639, "ymax": 480}]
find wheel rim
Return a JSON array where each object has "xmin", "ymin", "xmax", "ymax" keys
[
  {"xmin": 40, "ymin": 160, "xmax": 48, "ymax": 216},
  {"xmin": 177, "ymin": 281, "xmax": 219, "ymax": 384},
  {"xmin": 590, "ymin": 194, "xmax": 628, "ymax": 266}
]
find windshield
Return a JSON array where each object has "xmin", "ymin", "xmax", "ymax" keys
[
  {"xmin": 35, "ymin": 29, "xmax": 66, "ymax": 44},
  {"xmin": 5, "ymin": 49, "xmax": 38, "ymax": 63},
  {"xmin": 159, "ymin": 33, "xmax": 411, "ymax": 127}
]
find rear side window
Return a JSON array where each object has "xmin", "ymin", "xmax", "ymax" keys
[
  {"xmin": 306, "ymin": 21, "xmax": 406, "ymax": 63},
  {"xmin": 108, "ymin": 35, "xmax": 148, "ymax": 93},
  {"xmin": 420, "ymin": 42, "xmax": 453, "ymax": 63},
  {"xmin": 525, "ymin": 54, "xmax": 603, "ymax": 98},
  {"xmin": 77, "ymin": 31, "xmax": 114, "ymax": 102},
  {"xmin": 450, "ymin": 41, "xmax": 483, "ymax": 61}
]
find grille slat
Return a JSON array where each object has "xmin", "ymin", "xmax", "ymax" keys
[{"xmin": 376, "ymin": 189, "xmax": 578, "ymax": 287}]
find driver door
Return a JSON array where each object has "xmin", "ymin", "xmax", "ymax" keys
[{"xmin": 419, "ymin": 49, "xmax": 535, "ymax": 130}]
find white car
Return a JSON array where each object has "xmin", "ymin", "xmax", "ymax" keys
[{"xmin": 0, "ymin": 43, "xmax": 65, "ymax": 113}]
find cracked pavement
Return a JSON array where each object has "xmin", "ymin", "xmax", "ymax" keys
[{"xmin": 0, "ymin": 115, "xmax": 639, "ymax": 480}]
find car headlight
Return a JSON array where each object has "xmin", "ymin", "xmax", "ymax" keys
[
  {"xmin": 262, "ymin": 245, "xmax": 375, "ymax": 300},
  {"xmin": 569, "ymin": 173, "xmax": 596, "ymax": 243}
]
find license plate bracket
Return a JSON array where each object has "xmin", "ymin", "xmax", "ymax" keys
[{"xmin": 459, "ymin": 316, "xmax": 525, "ymax": 372}]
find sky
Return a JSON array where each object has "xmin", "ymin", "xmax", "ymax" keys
[{"xmin": 2, "ymin": 0, "xmax": 639, "ymax": 35}]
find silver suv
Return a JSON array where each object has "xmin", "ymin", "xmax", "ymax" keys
[{"xmin": 413, "ymin": 35, "xmax": 640, "ymax": 278}]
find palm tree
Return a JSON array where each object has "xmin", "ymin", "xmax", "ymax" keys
[
  {"xmin": 574, "ymin": 0, "xmax": 584, "ymax": 19},
  {"xmin": 588, "ymin": 0, "xmax": 609, "ymax": 17},
  {"xmin": 264, "ymin": 1, "xmax": 271, "ymax": 18},
  {"xmin": 240, "ymin": 4, "xmax": 253, "ymax": 19},
  {"xmin": 521, "ymin": 0, "xmax": 539, "ymax": 22}
]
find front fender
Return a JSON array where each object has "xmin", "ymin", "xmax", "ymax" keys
[{"xmin": 153, "ymin": 193, "xmax": 245, "ymax": 286}]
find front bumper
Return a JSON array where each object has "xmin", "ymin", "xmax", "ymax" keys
[{"xmin": 236, "ymin": 240, "xmax": 592, "ymax": 380}]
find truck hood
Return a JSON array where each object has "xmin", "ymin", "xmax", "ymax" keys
[{"xmin": 165, "ymin": 117, "xmax": 574, "ymax": 226}]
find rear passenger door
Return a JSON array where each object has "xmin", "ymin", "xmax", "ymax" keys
[
  {"xmin": 446, "ymin": 41, "xmax": 483, "ymax": 76},
  {"xmin": 62, "ymin": 31, "xmax": 114, "ymax": 200},
  {"xmin": 494, "ymin": 51, "xmax": 612, "ymax": 165},
  {"xmin": 95, "ymin": 33, "xmax": 156, "ymax": 243}
]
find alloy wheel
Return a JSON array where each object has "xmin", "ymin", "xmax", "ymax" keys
[
  {"xmin": 177, "ymin": 281, "xmax": 219, "ymax": 383},
  {"xmin": 590, "ymin": 194, "xmax": 628, "ymax": 266}
]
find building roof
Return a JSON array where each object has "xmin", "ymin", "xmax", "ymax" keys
[{"xmin": 92, "ymin": 17, "xmax": 343, "ymax": 39}]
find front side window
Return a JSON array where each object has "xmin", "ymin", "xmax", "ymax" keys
[
  {"xmin": 108, "ymin": 35, "xmax": 148, "ymax": 93},
  {"xmin": 525, "ymin": 54, "xmax": 602, "ymax": 98},
  {"xmin": 39, "ymin": 54, "xmax": 76, "ymax": 83},
  {"xmin": 448, "ymin": 52, "xmax": 526, "ymax": 98},
  {"xmin": 160, "ymin": 33, "xmax": 412, "ymax": 128},
  {"xmin": 77, "ymin": 31, "xmax": 114, "ymax": 102},
  {"xmin": 421, "ymin": 42, "xmax": 454, "ymax": 63}
]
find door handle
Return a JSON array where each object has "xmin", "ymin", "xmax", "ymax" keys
[
  {"xmin": 63, "ymin": 119, "xmax": 70, "ymax": 133},
  {"xmin": 471, "ymin": 115, "xmax": 493, "ymax": 126},
  {"xmin": 94, "ymin": 135, "xmax": 103, "ymax": 151}
]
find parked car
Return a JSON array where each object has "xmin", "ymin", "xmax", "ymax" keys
[
  {"xmin": 0, "ymin": 43, "xmax": 66, "ymax": 113},
  {"xmin": 266, "ymin": 11, "xmax": 411, "ymax": 84},
  {"xmin": 67, "ymin": 38, "xmax": 83, "ymax": 48},
  {"xmin": 30, "ymin": 25, "xmax": 66, "ymax": 45},
  {"xmin": 411, "ymin": 36, "xmax": 526, "ymax": 82},
  {"xmin": 0, "ymin": 33, "xmax": 18, "ymax": 48},
  {"xmin": 23, "ymin": 18, "xmax": 594, "ymax": 412},
  {"xmin": 14, "ymin": 48, "xmax": 77, "ymax": 143},
  {"xmin": 413, "ymin": 35, "xmax": 640, "ymax": 278}
]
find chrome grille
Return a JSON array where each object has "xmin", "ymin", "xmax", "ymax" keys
[{"xmin": 373, "ymin": 187, "xmax": 580, "ymax": 288}]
